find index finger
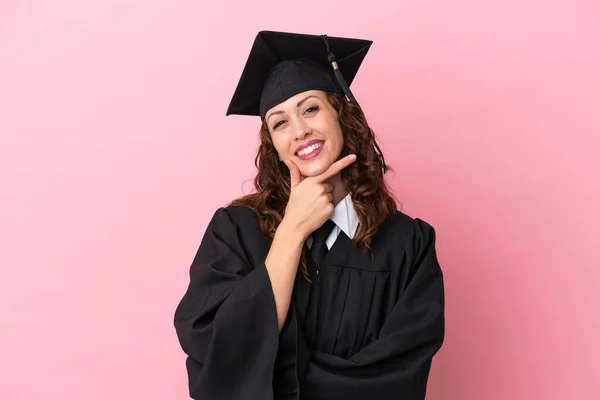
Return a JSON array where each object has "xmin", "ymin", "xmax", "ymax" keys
[{"xmin": 315, "ymin": 154, "xmax": 357, "ymax": 183}]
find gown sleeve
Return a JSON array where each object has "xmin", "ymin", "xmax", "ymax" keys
[
  {"xmin": 300, "ymin": 218, "xmax": 445, "ymax": 400},
  {"xmin": 173, "ymin": 207, "xmax": 279, "ymax": 400}
]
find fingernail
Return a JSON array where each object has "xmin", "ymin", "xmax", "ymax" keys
[{"xmin": 349, "ymin": 154, "xmax": 357, "ymax": 160}]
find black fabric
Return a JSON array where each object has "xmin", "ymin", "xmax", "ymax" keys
[
  {"xmin": 174, "ymin": 205, "xmax": 445, "ymax": 400},
  {"xmin": 310, "ymin": 219, "xmax": 335, "ymax": 267},
  {"xmin": 225, "ymin": 31, "xmax": 372, "ymax": 119}
]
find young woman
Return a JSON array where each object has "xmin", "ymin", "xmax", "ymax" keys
[{"xmin": 174, "ymin": 31, "xmax": 445, "ymax": 400}]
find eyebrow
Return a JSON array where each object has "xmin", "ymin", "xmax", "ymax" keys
[{"xmin": 266, "ymin": 95, "xmax": 319, "ymax": 123}]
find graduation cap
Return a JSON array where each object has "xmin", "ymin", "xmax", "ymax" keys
[{"xmin": 226, "ymin": 30, "xmax": 387, "ymax": 174}]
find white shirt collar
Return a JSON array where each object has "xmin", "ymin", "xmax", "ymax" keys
[{"xmin": 331, "ymin": 192, "xmax": 359, "ymax": 240}]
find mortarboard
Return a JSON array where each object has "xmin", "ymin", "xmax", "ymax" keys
[{"xmin": 226, "ymin": 30, "xmax": 387, "ymax": 174}]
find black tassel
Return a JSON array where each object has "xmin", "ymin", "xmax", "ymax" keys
[{"xmin": 321, "ymin": 34, "xmax": 388, "ymax": 175}]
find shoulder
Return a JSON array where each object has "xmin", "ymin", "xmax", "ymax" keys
[
  {"xmin": 373, "ymin": 211, "xmax": 442, "ymax": 281},
  {"xmin": 207, "ymin": 204, "xmax": 261, "ymax": 235},
  {"xmin": 200, "ymin": 204, "xmax": 270, "ymax": 265},
  {"xmin": 382, "ymin": 209, "xmax": 437, "ymax": 252},
  {"xmin": 211, "ymin": 204, "xmax": 259, "ymax": 224},
  {"xmin": 206, "ymin": 204, "xmax": 267, "ymax": 256},
  {"xmin": 388, "ymin": 209, "xmax": 436, "ymax": 233}
]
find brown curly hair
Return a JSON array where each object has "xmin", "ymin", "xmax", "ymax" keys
[{"xmin": 228, "ymin": 92, "xmax": 399, "ymax": 281}]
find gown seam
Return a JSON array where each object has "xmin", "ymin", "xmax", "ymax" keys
[
  {"xmin": 357, "ymin": 272, "xmax": 381, "ymax": 350},
  {"xmin": 331, "ymin": 270, "xmax": 353, "ymax": 355}
]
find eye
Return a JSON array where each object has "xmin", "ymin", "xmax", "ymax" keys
[
  {"xmin": 272, "ymin": 120, "xmax": 286, "ymax": 130},
  {"xmin": 304, "ymin": 105, "xmax": 319, "ymax": 115}
]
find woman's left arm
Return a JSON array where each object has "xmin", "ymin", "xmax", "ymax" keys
[{"xmin": 301, "ymin": 219, "xmax": 445, "ymax": 400}]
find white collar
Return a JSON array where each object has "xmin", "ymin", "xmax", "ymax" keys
[{"xmin": 330, "ymin": 192, "xmax": 359, "ymax": 239}]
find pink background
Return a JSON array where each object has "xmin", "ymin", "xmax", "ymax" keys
[{"xmin": 1, "ymin": 0, "xmax": 599, "ymax": 399}]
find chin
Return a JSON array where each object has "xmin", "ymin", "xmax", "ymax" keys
[{"xmin": 299, "ymin": 161, "xmax": 331, "ymax": 177}]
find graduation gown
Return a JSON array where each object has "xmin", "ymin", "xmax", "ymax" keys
[{"xmin": 174, "ymin": 205, "xmax": 445, "ymax": 400}]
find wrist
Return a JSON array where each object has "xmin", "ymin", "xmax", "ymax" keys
[{"xmin": 277, "ymin": 218, "xmax": 307, "ymax": 247}]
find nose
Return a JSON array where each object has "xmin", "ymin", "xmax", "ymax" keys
[{"xmin": 293, "ymin": 116, "xmax": 311, "ymax": 141}]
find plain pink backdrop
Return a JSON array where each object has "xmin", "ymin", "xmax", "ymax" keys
[{"xmin": 1, "ymin": 0, "xmax": 598, "ymax": 399}]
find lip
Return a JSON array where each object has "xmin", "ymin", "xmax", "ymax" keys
[
  {"xmin": 296, "ymin": 144, "xmax": 323, "ymax": 161},
  {"xmin": 295, "ymin": 139, "xmax": 324, "ymax": 155}
]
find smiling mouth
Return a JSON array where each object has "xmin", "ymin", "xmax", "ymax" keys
[{"xmin": 295, "ymin": 141, "xmax": 324, "ymax": 157}]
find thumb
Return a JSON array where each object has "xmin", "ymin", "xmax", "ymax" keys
[{"xmin": 283, "ymin": 159, "xmax": 301, "ymax": 189}]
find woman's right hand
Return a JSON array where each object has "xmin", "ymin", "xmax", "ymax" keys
[{"xmin": 281, "ymin": 154, "xmax": 357, "ymax": 240}]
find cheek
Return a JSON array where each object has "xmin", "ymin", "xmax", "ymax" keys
[
  {"xmin": 271, "ymin": 134, "xmax": 292, "ymax": 157},
  {"xmin": 314, "ymin": 115, "xmax": 338, "ymax": 137},
  {"xmin": 329, "ymin": 120, "xmax": 344, "ymax": 149}
]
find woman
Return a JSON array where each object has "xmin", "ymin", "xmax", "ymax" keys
[{"xmin": 174, "ymin": 31, "xmax": 445, "ymax": 400}]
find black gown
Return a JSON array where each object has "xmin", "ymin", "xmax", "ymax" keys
[{"xmin": 174, "ymin": 205, "xmax": 445, "ymax": 400}]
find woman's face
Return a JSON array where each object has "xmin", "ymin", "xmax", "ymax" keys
[{"xmin": 265, "ymin": 90, "xmax": 344, "ymax": 178}]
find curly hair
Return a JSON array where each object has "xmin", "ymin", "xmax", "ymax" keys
[{"xmin": 228, "ymin": 92, "xmax": 399, "ymax": 281}]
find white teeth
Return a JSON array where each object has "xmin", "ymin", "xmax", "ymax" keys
[{"xmin": 297, "ymin": 142, "xmax": 323, "ymax": 157}]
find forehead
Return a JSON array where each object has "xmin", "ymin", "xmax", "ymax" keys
[{"xmin": 267, "ymin": 90, "xmax": 327, "ymax": 114}]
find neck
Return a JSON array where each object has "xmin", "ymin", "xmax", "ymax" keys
[{"xmin": 327, "ymin": 173, "xmax": 348, "ymax": 206}]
